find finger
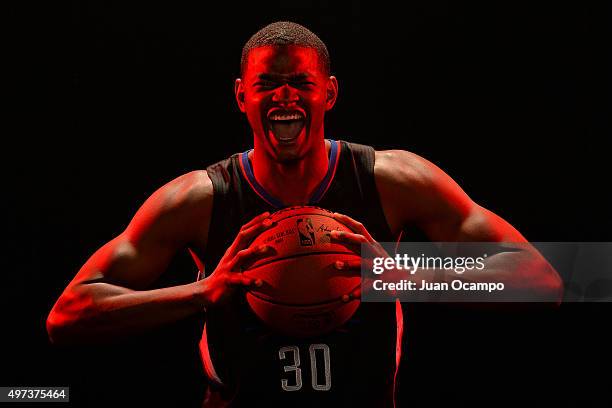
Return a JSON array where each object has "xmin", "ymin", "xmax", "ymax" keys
[
  {"xmin": 230, "ymin": 217, "xmax": 274, "ymax": 254},
  {"xmin": 330, "ymin": 237, "xmax": 361, "ymax": 256},
  {"xmin": 351, "ymin": 285, "xmax": 361, "ymax": 300},
  {"xmin": 232, "ymin": 245, "xmax": 275, "ymax": 270},
  {"xmin": 332, "ymin": 241, "xmax": 361, "ymax": 255},
  {"xmin": 241, "ymin": 212, "xmax": 271, "ymax": 231},
  {"xmin": 226, "ymin": 275, "xmax": 264, "ymax": 288},
  {"xmin": 333, "ymin": 213, "xmax": 374, "ymax": 241},
  {"xmin": 342, "ymin": 275, "xmax": 386, "ymax": 302},
  {"xmin": 330, "ymin": 230, "xmax": 367, "ymax": 244},
  {"xmin": 334, "ymin": 258, "xmax": 372, "ymax": 272},
  {"xmin": 342, "ymin": 285, "xmax": 362, "ymax": 302},
  {"xmin": 331, "ymin": 232, "xmax": 388, "ymax": 260}
]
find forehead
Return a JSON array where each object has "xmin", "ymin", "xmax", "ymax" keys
[{"xmin": 244, "ymin": 45, "xmax": 324, "ymax": 77}]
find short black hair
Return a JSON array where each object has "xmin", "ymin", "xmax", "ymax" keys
[{"xmin": 241, "ymin": 21, "xmax": 330, "ymax": 76}]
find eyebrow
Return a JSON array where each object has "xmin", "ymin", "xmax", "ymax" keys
[{"xmin": 257, "ymin": 73, "xmax": 310, "ymax": 81}]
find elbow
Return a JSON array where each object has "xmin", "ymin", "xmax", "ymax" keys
[
  {"xmin": 549, "ymin": 270, "xmax": 564, "ymax": 307},
  {"xmin": 535, "ymin": 260, "xmax": 564, "ymax": 307},
  {"xmin": 46, "ymin": 291, "xmax": 95, "ymax": 346},
  {"xmin": 46, "ymin": 309, "xmax": 68, "ymax": 345},
  {"xmin": 46, "ymin": 308, "xmax": 90, "ymax": 346}
]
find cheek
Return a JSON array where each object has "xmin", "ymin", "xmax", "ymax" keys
[
  {"xmin": 244, "ymin": 91, "xmax": 265, "ymax": 107},
  {"xmin": 308, "ymin": 94, "xmax": 328, "ymax": 118},
  {"xmin": 305, "ymin": 90, "xmax": 327, "ymax": 110},
  {"xmin": 310, "ymin": 90, "xmax": 327, "ymax": 104},
  {"xmin": 243, "ymin": 94, "xmax": 266, "ymax": 123}
]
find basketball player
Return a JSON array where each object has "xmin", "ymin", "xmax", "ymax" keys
[{"xmin": 47, "ymin": 22, "xmax": 562, "ymax": 407}]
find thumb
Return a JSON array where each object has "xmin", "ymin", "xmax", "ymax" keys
[{"xmin": 342, "ymin": 285, "xmax": 361, "ymax": 302}]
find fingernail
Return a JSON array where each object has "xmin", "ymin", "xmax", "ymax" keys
[
  {"xmin": 342, "ymin": 294, "xmax": 350, "ymax": 302},
  {"xmin": 258, "ymin": 245, "xmax": 268, "ymax": 253},
  {"xmin": 263, "ymin": 219, "xmax": 272, "ymax": 227},
  {"xmin": 335, "ymin": 260, "xmax": 345, "ymax": 269},
  {"xmin": 255, "ymin": 279, "xmax": 262, "ymax": 287}
]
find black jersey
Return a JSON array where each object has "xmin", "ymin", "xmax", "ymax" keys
[{"xmin": 199, "ymin": 140, "xmax": 402, "ymax": 407}]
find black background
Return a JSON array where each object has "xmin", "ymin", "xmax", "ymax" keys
[{"xmin": 4, "ymin": 0, "xmax": 611, "ymax": 406}]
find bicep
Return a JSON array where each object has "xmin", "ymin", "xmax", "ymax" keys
[
  {"xmin": 452, "ymin": 204, "xmax": 528, "ymax": 243},
  {"xmin": 73, "ymin": 230, "xmax": 178, "ymax": 291},
  {"xmin": 70, "ymin": 170, "xmax": 212, "ymax": 290},
  {"xmin": 383, "ymin": 150, "xmax": 527, "ymax": 243},
  {"xmin": 418, "ymin": 178, "xmax": 528, "ymax": 243}
]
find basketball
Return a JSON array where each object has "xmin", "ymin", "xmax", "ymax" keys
[{"xmin": 243, "ymin": 206, "xmax": 361, "ymax": 337}]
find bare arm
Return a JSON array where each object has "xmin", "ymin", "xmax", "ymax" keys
[
  {"xmin": 374, "ymin": 149, "xmax": 563, "ymax": 303},
  {"xmin": 332, "ymin": 149, "xmax": 563, "ymax": 303},
  {"xmin": 46, "ymin": 170, "xmax": 214, "ymax": 344},
  {"xmin": 47, "ymin": 169, "xmax": 275, "ymax": 345}
]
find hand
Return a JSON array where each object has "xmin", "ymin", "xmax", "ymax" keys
[
  {"xmin": 330, "ymin": 212, "xmax": 393, "ymax": 302},
  {"xmin": 197, "ymin": 212, "xmax": 276, "ymax": 308}
]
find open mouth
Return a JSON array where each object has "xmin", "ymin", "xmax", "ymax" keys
[{"xmin": 267, "ymin": 109, "xmax": 306, "ymax": 144}]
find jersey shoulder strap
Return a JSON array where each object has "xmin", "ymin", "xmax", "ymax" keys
[
  {"xmin": 203, "ymin": 154, "xmax": 243, "ymax": 274},
  {"xmin": 206, "ymin": 154, "xmax": 238, "ymax": 200},
  {"xmin": 341, "ymin": 140, "xmax": 377, "ymax": 197}
]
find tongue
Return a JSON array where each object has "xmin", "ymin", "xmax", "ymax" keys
[{"xmin": 270, "ymin": 120, "xmax": 304, "ymax": 142}]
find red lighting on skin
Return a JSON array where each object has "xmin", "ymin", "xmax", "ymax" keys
[{"xmin": 235, "ymin": 45, "xmax": 338, "ymax": 206}]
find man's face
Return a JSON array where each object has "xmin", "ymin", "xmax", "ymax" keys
[{"xmin": 235, "ymin": 45, "xmax": 338, "ymax": 162}]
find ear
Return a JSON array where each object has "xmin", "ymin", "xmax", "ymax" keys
[
  {"xmin": 235, "ymin": 78, "xmax": 246, "ymax": 113},
  {"xmin": 325, "ymin": 76, "xmax": 338, "ymax": 111}
]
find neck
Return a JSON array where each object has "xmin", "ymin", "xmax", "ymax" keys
[{"xmin": 251, "ymin": 139, "xmax": 330, "ymax": 206}]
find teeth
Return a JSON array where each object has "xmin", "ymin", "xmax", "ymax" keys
[{"xmin": 269, "ymin": 113, "xmax": 303, "ymax": 121}]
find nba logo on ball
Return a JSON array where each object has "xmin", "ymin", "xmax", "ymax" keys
[
  {"xmin": 243, "ymin": 206, "xmax": 361, "ymax": 337},
  {"xmin": 297, "ymin": 218, "xmax": 316, "ymax": 246}
]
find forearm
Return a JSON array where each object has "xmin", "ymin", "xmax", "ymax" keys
[
  {"xmin": 381, "ymin": 249, "xmax": 563, "ymax": 303},
  {"xmin": 47, "ymin": 281, "xmax": 204, "ymax": 345},
  {"xmin": 433, "ymin": 250, "xmax": 560, "ymax": 301}
]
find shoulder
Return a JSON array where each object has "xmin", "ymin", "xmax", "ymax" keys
[
  {"xmin": 126, "ymin": 170, "xmax": 214, "ymax": 245},
  {"xmin": 374, "ymin": 149, "xmax": 436, "ymax": 192},
  {"xmin": 373, "ymin": 149, "xmax": 473, "ymax": 230},
  {"xmin": 152, "ymin": 170, "xmax": 214, "ymax": 213}
]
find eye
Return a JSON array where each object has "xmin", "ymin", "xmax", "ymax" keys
[
  {"xmin": 254, "ymin": 80, "xmax": 278, "ymax": 90},
  {"xmin": 292, "ymin": 81, "xmax": 315, "ymax": 89}
]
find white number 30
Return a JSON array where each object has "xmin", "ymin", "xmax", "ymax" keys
[{"xmin": 278, "ymin": 344, "xmax": 331, "ymax": 391}]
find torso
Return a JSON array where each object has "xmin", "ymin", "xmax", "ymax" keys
[
  {"xmin": 187, "ymin": 147, "xmax": 417, "ymax": 264},
  {"xmin": 191, "ymin": 140, "xmax": 417, "ymax": 407}
]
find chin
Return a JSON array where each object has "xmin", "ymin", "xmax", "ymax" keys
[
  {"xmin": 266, "ymin": 131, "xmax": 310, "ymax": 163},
  {"xmin": 273, "ymin": 145, "xmax": 304, "ymax": 164}
]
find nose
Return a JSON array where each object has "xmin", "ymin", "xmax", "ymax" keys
[{"xmin": 272, "ymin": 84, "xmax": 299, "ymax": 107}]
